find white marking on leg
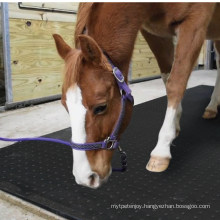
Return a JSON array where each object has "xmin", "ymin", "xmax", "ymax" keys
[
  {"xmin": 151, "ymin": 107, "xmax": 178, "ymax": 158},
  {"xmin": 161, "ymin": 73, "xmax": 182, "ymax": 135},
  {"xmin": 205, "ymin": 46, "xmax": 220, "ymax": 113},
  {"xmin": 66, "ymin": 85, "xmax": 99, "ymax": 188}
]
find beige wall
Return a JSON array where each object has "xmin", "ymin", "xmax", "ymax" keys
[
  {"xmin": 9, "ymin": 2, "xmax": 79, "ymax": 22},
  {"xmin": 9, "ymin": 18, "xmax": 75, "ymax": 102},
  {"xmin": 132, "ymin": 32, "xmax": 160, "ymax": 80},
  {"xmin": 8, "ymin": 3, "xmax": 78, "ymax": 102}
]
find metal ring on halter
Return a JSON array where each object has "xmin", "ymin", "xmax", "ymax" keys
[{"xmin": 104, "ymin": 137, "xmax": 118, "ymax": 150}]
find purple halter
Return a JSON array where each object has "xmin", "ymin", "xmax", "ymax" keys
[
  {"xmin": 69, "ymin": 58, "xmax": 134, "ymax": 151},
  {"xmin": 0, "ymin": 57, "xmax": 134, "ymax": 172}
]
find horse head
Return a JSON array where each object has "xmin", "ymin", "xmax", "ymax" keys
[{"xmin": 53, "ymin": 34, "xmax": 133, "ymax": 188}]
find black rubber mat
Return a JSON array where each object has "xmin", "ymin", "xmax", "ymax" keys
[{"xmin": 0, "ymin": 85, "xmax": 220, "ymax": 220}]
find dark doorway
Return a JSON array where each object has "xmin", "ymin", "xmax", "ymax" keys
[
  {"xmin": 0, "ymin": 45, "xmax": 5, "ymax": 106},
  {"xmin": 206, "ymin": 40, "xmax": 217, "ymax": 70},
  {"xmin": 0, "ymin": 4, "xmax": 5, "ymax": 106},
  {"xmin": 210, "ymin": 41, "xmax": 217, "ymax": 69},
  {"xmin": 0, "ymin": 78, "xmax": 5, "ymax": 106}
]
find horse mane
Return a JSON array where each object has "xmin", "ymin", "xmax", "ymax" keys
[
  {"xmin": 62, "ymin": 2, "xmax": 111, "ymax": 93},
  {"xmin": 74, "ymin": 3, "xmax": 94, "ymax": 48},
  {"xmin": 62, "ymin": 3, "xmax": 94, "ymax": 91}
]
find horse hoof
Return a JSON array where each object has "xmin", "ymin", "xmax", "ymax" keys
[
  {"xmin": 146, "ymin": 156, "xmax": 170, "ymax": 172},
  {"xmin": 202, "ymin": 109, "xmax": 217, "ymax": 119}
]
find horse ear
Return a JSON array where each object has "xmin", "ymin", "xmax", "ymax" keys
[
  {"xmin": 53, "ymin": 34, "xmax": 71, "ymax": 59},
  {"xmin": 78, "ymin": 35, "xmax": 102, "ymax": 64}
]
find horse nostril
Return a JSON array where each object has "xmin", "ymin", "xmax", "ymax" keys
[{"xmin": 89, "ymin": 173, "xmax": 99, "ymax": 187}]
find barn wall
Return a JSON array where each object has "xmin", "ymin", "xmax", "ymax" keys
[
  {"xmin": 5, "ymin": 3, "xmax": 208, "ymax": 104},
  {"xmin": 132, "ymin": 32, "xmax": 160, "ymax": 80},
  {"xmin": 9, "ymin": 18, "xmax": 75, "ymax": 102},
  {"xmin": 198, "ymin": 41, "xmax": 206, "ymax": 65},
  {"xmin": 9, "ymin": 2, "xmax": 78, "ymax": 22},
  {"xmin": 8, "ymin": 2, "xmax": 160, "ymax": 103},
  {"xmin": 8, "ymin": 2, "xmax": 77, "ymax": 102}
]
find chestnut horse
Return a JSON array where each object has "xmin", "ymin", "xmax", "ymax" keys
[{"xmin": 53, "ymin": 3, "xmax": 220, "ymax": 188}]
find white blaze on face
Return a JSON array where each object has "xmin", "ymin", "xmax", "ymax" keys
[{"xmin": 66, "ymin": 85, "xmax": 99, "ymax": 188}]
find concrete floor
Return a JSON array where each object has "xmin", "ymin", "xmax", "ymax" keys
[{"xmin": 0, "ymin": 69, "xmax": 217, "ymax": 219}]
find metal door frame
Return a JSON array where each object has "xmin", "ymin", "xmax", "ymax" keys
[{"xmin": 1, "ymin": 2, "xmax": 12, "ymax": 108}]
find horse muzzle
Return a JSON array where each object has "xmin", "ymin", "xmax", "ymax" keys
[{"xmin": 74, "ymin": 168, "xmax": 112, "ymax": 189}]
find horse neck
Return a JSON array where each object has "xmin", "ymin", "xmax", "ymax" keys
[{"xmin": 87, "ymin": 3, "xmax": 147, "ymax": 80}]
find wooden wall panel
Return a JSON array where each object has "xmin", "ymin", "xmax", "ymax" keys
[
  {"xmin": 9, "ymin": 18, "xmax": 75, "ymax": 102},
  {"xmin": 131, "ymin": 32, "xmax": 160, "ymax": 80},
  {"xmin": 9, "ymin": 2, "xmax": 79, "ymax": 22},
  {"xmin": 198, "ymin": 42, "xmax": 206, "ymax": 65},
  {"xmin": 22, "ymin": 2, "xmax": 79, "ymax": 11},
  {"xmin": 8, "ymin": 3, "xmax": 208, "ymax": 104},
  {"xmin": 8, "ymin": 2, "xmax": 160, "ymax": 102}
]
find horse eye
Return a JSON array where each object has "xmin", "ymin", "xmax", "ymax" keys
[{"xmin": 93, "ymin": 104, "xmax": 107, "ymax": 115}]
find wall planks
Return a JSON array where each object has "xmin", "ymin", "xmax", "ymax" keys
[
  {"xmin": 9, "ymin": 18, "xmax": 160, "ymax": 102},
  {"xmin": 8, "ymin": 2, "xmax": 160, "ymax": 102},
  {"xmin": 9, "ymin": 18, "xmax": 75, "ymax": 102},
  {"xmin": 9, "ymin": 2, "xmax": 79, "ymax": 23},
  {"xmin": 131, "ymin": 32, "xmax": 160, "ymax": 80}
]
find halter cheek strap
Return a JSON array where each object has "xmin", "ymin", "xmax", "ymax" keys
[{"xmin": 70, "ymin": 62, "xmax": 134, "ymax": 151}]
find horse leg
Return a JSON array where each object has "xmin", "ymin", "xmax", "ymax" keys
[
  {"xmin": 146, "ymin": 8, "xmax": 212, "ymax": 172},
  {"xmin": 203, "ymin": 40, "xmax": 220, "ymax": 119},
  {"xmin": 140, "ymin": 29, "xmax": 182, "ymax": 138}
]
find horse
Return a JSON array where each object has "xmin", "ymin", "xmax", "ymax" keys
[{"xmin": 53, "ymin": 3, "xmax": 220, "ymax": 188}]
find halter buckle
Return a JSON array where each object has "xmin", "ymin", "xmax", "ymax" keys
[
  {"xmin": 104, "ymin": 137, "xmax": 118, "ymax": 150},
  {"xmin": 113, "ymin": 67, "xmax": 124, "ymax": 83}
]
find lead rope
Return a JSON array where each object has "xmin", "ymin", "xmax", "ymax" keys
[
  {"xmin": 0, "ymin": 136, "xmax": 127, "ymax": 172},
  {"xmin": 112, "ymin": 146, "xmax": 127, "ymax": 172}
]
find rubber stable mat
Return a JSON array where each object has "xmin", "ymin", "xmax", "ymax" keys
[{"xmin": 0, "ymin": 85, "xmax": 220, "ymax": 220}]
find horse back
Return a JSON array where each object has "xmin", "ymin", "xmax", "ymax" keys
[{"xmin": 142, "ymin": 3, "xmax": 217, "ymax": 38}]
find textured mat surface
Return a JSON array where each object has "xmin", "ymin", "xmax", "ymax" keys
[{"xmin": 0, "ymin": 86, "xmax": 220, "ymax": 220}]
